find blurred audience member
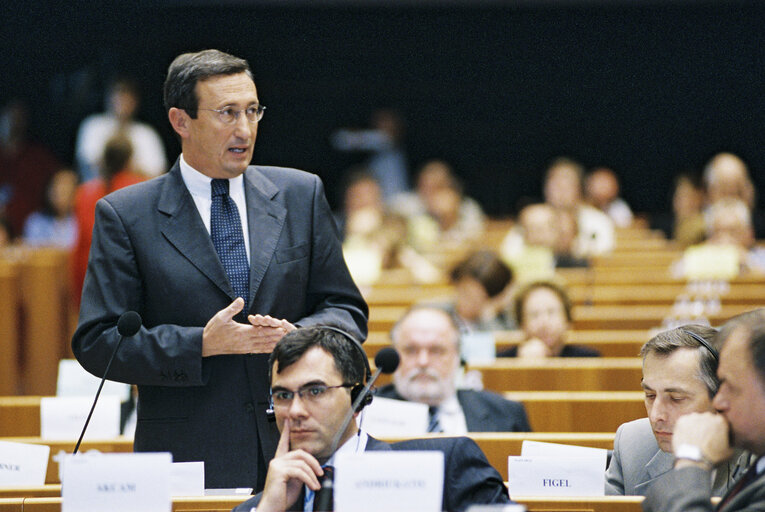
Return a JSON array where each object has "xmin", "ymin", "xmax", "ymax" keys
[
  {"xmin": 672, "ymin": 173, "xmax": 707, "ymax": 247},
  {"xmin": 703, "ymin": 152, "xmax": 755, "ymax": 209},
  {"xmin": 448, "ymin": 250, "xmax": 515, "ymax": 332},
  {"xmin": 544, "ymin": 157, "xmax": 614, "ymax": 256},
  {"xmin": 678, "ymin": 198, "xmax": 765, "ymax": 279},
  {"xmin": 22, "ymin": 168, "xmax": 78, "ymax": 248},
  {"xmin": 400, "ymin": 160, "xmax": 485, "ymax": 250},
  {"xmin": 376, "ymin": 306, "xmax": 531, "ymax": 433},
  {"xmin": 75, "ymin": 77, "xmax": 167, "ymax": 181},
  {"xmin": 331, "ymin": 107, "xmax": 409, "ymax": 199},
  {"xmin": 337, "ymin": 169, "xmax": 439, "ymax": 285},
  {"xmin": 703, "ymin": 151, "xmax": 765, "ymax": 239},
  {"xmin": 71, "ymin": 135, "xmax": 146, "ymax": 303},
  {"xmin": 498, "ymin": 280, "xmax": 600, "ymax": 359},
  {"xmin": 585, "ymin": 167, "xmax": 634, "ymax": 227},
  {"xmin": 500, "ymin": 203, "xmax": 588, "ymax": 282},
  {"xmin": 0, "ymin": 99, "xmax": 60, "ymax": 237}
]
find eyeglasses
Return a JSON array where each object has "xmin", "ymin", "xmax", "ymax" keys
[
  {"xmin": 271, "ymin": 383, "xmax": 353, "ymax": 408},
  {"xmin": 196, "ymin": 104, "xmax": 266, "ymax": 125}
]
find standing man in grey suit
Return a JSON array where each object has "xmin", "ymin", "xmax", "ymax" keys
[
  {"xmin": 375, "ymin": 306, "xmax": 531, "ymax": 433},
  {"xmin": 606, "ymin": 325, "xmax": 750, "ymax": 496},
  {"xmin": 643, "ymin": 309, "xmax": 765, "ymax": 512},
  {"xmin": 71, "ymin": 49, "xmax": 367, "ymax": 491}
]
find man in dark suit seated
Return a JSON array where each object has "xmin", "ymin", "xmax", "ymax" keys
[
  {"xmin": 375, "ymin": 306, "xmax": 531, "ymax": 433},
  {"xmin": 233, "ymin": 326, "xmax": 511, "ymax": 512},
  {"xmin": 643, "ymin": 309, "xmax": 765, "ymax": 512}
]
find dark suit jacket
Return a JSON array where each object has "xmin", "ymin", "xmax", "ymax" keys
[
  {"xmin": 643, "ymin": 464, "xmax": 765, "ymax": 512},
  {"xmin": 375, "ymin": 385, "xmax": 532, "ymax": 432},
  {"xmin": 232, "ymin": 436, "xmax": 509, "ymax": 512},
  {"xmin": 72, "ymin": 162, "xmax": 367, "ymax": 490},
  {"xmin": 232, "ymin": 436, "xmax": 390, "ymax": 511}
]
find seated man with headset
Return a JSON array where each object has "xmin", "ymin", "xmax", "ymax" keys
[{"xmin": 233, "ymin": 326, "xmax": 510, "ymax": 512}]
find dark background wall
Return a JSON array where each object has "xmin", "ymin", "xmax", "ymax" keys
[{"xmin": 2, "ymin": 1, "xmax": 763, "ymax": 215}]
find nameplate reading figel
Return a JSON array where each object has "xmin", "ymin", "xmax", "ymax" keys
[
  {"xmin": 0, "ymin": 440, "xmax": 50, "ymax": 487},
  {"xmin": 507, "ymin": 455, "xmax": 605, "ymax": 497},
  {"xmin": 335, "ymin": 451, "xmax": 444, "ymax": 512},
  {"xmin": 62, "ymin": 452, "xmax": 172, "ymax": 512}
]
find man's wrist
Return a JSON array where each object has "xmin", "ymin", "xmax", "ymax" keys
[{"xmin": 674, "ymin": 443, "xmax": 713, "ymax": 470}]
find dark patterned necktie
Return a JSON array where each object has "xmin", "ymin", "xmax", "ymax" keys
[
  {"xmin": 210, "ymin": 179, "xmax": 249, "ymax": 312},
  {"xmin": 427, "ymin": 405, "xmax": 443, "ymax": 433},
  {"xmin": 313, "ymin": 465, "xmax": 334, "ymax": 511}
]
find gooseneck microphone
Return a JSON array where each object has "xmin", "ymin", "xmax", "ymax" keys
[
  {"xmin": 73, "ymin": 311, "xmax": 142, "ymax": 454},
  {"xmin": 316, "ymin": 347, "xmax": 399, "ymax": 511}
]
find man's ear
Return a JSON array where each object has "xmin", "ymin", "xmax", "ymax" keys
[{"xmin": 168, "ymin": 107, "xmax": 190, "ymax": 138}]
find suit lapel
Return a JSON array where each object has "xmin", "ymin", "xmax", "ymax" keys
[
  {"xmin": 242, "ymin": 168, "xmax": 286, "ymax": 313},
  {"xmin": 458, "ymin": 390, "xmax": 490, "ymax": 431},
  {"xmin": 634, "ymin": 448, "xmax": 673, "ymax": 495},
  {"xmin": 158, "ymin": 163, "xmax": 232, "ymax": 298}
]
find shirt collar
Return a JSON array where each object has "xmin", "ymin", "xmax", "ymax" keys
[{"xmin": 179, "ymin": 154, "xmax": 245, "ymax": 197}]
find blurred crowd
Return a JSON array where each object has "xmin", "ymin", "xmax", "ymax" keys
[{"xmin": 2, "ymin": 91, "xmax": 764, "ymax": 328}]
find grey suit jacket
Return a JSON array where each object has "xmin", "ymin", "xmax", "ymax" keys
[
  {"xmin": 72, "ymin": 162, "xmax": 367, "ymax": 490},
  {"xmin": 643, "ymin": 465, "xmax": 765, "ymax": 512},
  {"xmin": 606, "ymin": 418, "xmax": 750, "ymax": 497},
  {"xmin": 374, "ymin": 385, "xmax": 532, "ymax": 432}
]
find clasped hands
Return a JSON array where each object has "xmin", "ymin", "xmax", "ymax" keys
[{"xmin": 202, "ymin": 297, "xmax": 296, "ymax": 356}]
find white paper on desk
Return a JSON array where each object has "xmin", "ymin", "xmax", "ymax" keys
[
  {"xmin": 507, "ymin": 455, "xmax": 605, "ymax": 497},
  {"xmin": 0, "ymin": 440, "xmax": 50, "ymax": 487},
  {"xmin": 57, "ymin": 359, "xmax": 131, "ymax": 401},
  {"xmin": 41, "ymin": 396, "xmax": 120, "ymax": 440},
  {"xmin": 521, "ymin": 440, "xmax": 608, "ymax": 467},
  {"xmin": 360, "ymin": 396, "xmax": 429, "ymax": 436},
  {"xmin": 62, "ymin": 452, "xmax": 171, "ymax": 512},
  {"xmin": 335, "ymin": 451, "xmax": 444, "ymax": 512},
  {"xmin": 170, "ymin": 461, "xmax": 204, "ymax": 496},
  {"xmin": 461, "ymin": 332, "xmax": 497, "ymax": 364}
]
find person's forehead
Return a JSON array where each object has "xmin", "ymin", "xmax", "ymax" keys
[
  {"xmin": 195, "ymin": 73, "xmax": 257, "ymax": 105},
  {"xmin": 719, "ymin": 326, "xmax": 751, "ymax": 375},
  {"xmin": 642, "ymin": 348, "xmax": 704, "ymax": 388},
  {"xmin": 398, "ymin": 310, "xmax": 457, "ymax": 346},
  {"xmin": 272, "ymin": 346, "xmax": 341, "ymax": 387},
  {"xmin": 525, "ymin": 287, "xmax": 563, "ymax": 309}
]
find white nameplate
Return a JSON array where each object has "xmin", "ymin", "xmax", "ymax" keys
[
  {"xmin": 0, "ymin": 440, "xmax": 50, "ymax": 487},
  {"xmin": 170, "ymin": 461, "xmax": 204, "ymax": 496},
  {"xmin": 507, "ymin": 455, "xmax": 605, "ymax": 497},
  {"xmin": 461, "ymin": 332, "xmax": 496, "ymax": 364},
  {"xmin": 41, "ymin": 396, "xmax": 120, "ymax": 440},
  {"xmin": 521, "ymin": 440, "xmax": 608, "ymax": 465},
  {"xmin": 361, "ymin": 397, "xmax": 429, "ymax": 436},
  {"xmin": 57, "ymin": 359, "xmax": 131, "ymax": 401},
  {"xmin": 335, "ymin": 451, "xmax": 444, "ymax": 512},
  {"xmin": 62, "ymin": 452, "xmax": 171, "ymax": 512}
]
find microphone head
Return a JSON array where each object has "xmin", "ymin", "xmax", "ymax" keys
[
  {"xmin": 117, "ymin": 311, "xmax": 142, "ymax": 337},
  {"xmin": 374, "ymin": 347, "xmax": 400, "ymax": 374}
]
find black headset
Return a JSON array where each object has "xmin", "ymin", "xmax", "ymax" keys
[
  {"xmin": 266, "ymin": 326, "xmax": 372, "ymax": 421},
  {"xmin": 682, "ymin": 328, "xmax": 719, "ymax": 364}
]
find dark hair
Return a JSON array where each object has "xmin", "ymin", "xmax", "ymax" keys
[
  {"xmin": 269, "ymin": 326, "xmax": 366, "ymax": 386},
  {"xmin": 163, "ymin": 49, "xmax": 253, "ymax": 117},
  {"xmin": 101, "ymin": 134, "xmax": 133, "ymax": 182},
  {"xmin": 108, "ymin": 76, "xmax": 140, "ymax": 99},
  {"xmin": 515, "ymin": 280, "xmax": 573, "ymax": 326},
  {"xmin": 716, "ymin": 308, "xmax": 765, "ymax": 386},
  {"xmin": 450, "ymin": 250, "xmax": 513, "ymax": 298},
  {"xmin": 640, "ymin": 324, "xmax": 720, "ymax": 397}
]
